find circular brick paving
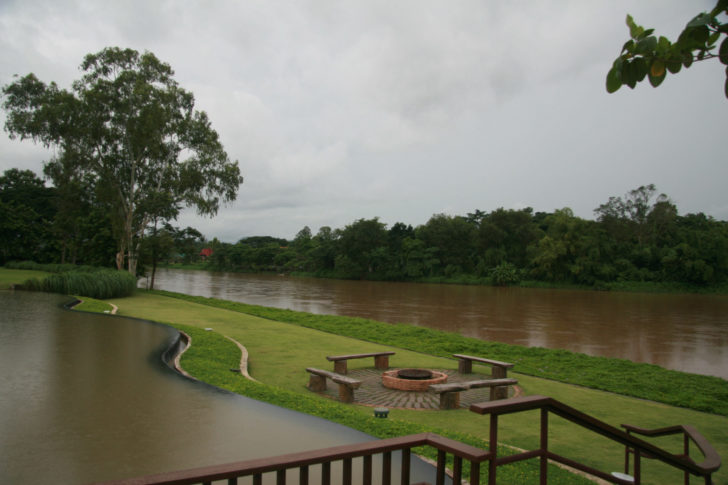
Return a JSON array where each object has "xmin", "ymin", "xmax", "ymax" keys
[{"xmin": 311, "ymin": 368, "xmax": 517, "ymax": 410}]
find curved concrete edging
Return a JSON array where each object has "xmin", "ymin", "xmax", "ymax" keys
[
  {"xmin": 172, "ymin": 330, "xmax": 196, "ymax": 380},
  {"xmin": 170, "ymin": 329, "xmax": 257, "ymax": 383},
  {"xmin": 68, "ymin": 298, "xmax": 118, "ymax": 314},
  {"xmin": 224, "ymin": 335, "xmax": 258, "ymax": 382}
]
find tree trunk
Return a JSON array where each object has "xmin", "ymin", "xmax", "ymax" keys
[{"xmin": 150, "ymin": 260, "xmax": 157, "ymax": 290}]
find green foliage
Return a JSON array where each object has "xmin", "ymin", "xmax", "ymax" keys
[
  {"xmin": 2, "ymin": 47, "xmax": 243, "ymax": 275},
  {"xmin": 199, "ymin": 184, "xmax": 728, "ymax": 291},
  {"xmin": 154, "ymin": 290, "xmax": 728, "ymax": 416},
  {"xmin": 5, "ymin": 260, "xmax": 98, "ymax": 273},
  {"xmin": 173, "ymin": 323, "xmax": 591, "ymax": 485},
  {"xmin": 607, "ymin": 1, "xmax": 728, "ymax": 98},
  {"xmin": 21, "ymin": 267, "xmax": 136, "ymax": 299},
  {"xmin": 490, "ymin": 262, "xmax": 521, "ymax": 286}
]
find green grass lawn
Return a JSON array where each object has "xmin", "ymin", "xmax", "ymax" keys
[
  {"xmin": 102, "ymin": 292, "xmax": 726, "ymax": 485},
  {"xmin": 0, "ymin": 268, "xmax": 50, "ymax": 289}
]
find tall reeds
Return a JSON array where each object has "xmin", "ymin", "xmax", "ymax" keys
[{"xmin": 18, "ymin": 265, "xmax": 136, "ymax": 299}]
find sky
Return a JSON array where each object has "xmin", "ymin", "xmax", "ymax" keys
[{"xmin": 1, "ymin": 1, "xmax": 726, "ymax": 242}]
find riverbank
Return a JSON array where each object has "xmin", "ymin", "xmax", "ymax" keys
[
  {"xmin": 158, "ymin": 263, "xmax": 728, "ymax": 294},
  {"xmin": 78, "ymin": 291, "xmax": 726, "ymax": 485},
  {"xmin": 150, "ymin": 289, "xmax": 728, "ymax": 416}
]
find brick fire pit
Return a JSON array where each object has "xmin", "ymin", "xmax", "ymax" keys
[{"xmin": 381, "ymin": 368, "xmax": 448, "ymax": 391}]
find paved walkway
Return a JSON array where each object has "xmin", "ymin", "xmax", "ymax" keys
[{"xmin": 313, "ymin": 367, "xmax": 517, "ymax": 410}]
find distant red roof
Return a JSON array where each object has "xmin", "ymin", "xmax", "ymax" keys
[{"xmin": 199, "ymin": 248, "xmax": 213, "ymax": 257}]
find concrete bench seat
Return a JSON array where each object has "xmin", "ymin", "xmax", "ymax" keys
[
  {"xmin": 453, "ymin": 354, "xmax": 515, "ymax": 399},
  {"xmin": 306, "ymin": 367, "xmax": 362, "ymax": 403},
  {"xmin": 326, "ymin": 351, "xmax": 395, "ymax": 374},
  {"xmin": 429, "ymin": 378, "xmax": 518, "ymax": 410}
]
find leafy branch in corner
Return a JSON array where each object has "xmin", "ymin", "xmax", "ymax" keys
[{"xmin": 606, "ymin": 0, "xmax": 728, "ymax": 98}]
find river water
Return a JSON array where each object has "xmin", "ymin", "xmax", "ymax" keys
[
  {"xmin": 0, "ymin": 291, "xmax": 436, "ymax": 484},
  {"xmin": 145, "ymin": 269, "xmax": 728, "ymax": 380}
]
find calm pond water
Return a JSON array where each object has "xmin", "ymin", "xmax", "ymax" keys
[
  {"xmin": 145, "ymin": 269, "xmax": 728, "ymax": 380},
  {"xmin": 0, "ymin": 291, "xmax": 437, "ymax": 484}
]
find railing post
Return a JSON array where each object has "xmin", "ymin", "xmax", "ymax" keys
[
  {"xmin": 453, "ymin": 455, "xmax": 462, "ymax": 485},
  {"xmin": 363, "ymin": 454, "xmax": 372, "ymax": 485},
  {"xmin": 343, "ymin": 457, "xmax": 352, "ymax": 485},
  {"xmin": 401, "ymin": 448, "xmax": 411, "ymax": 485},
  {"xmin": 540, "ymin": 407, "xmax": 548, "ymax": 485},
  {"xmin": 489, "ymin": 413, "xmax": 498, "ymax": 485},
  {"xmin": 299, "ymin": 465, "xmax": 309, "ymax": 485},
  {"xmin": 382, "ymin": 451, "xmax": 392, "ymax": 485},
  {"xmin": 624, "ymin": 430, "xmax": 632, "ymax": 476},
  {"xmin": 276, "ymin": 468, "xmax": 286, "ymax": 485},
  {"xmin": 436, "ymin": 449, "xmax": 446, "ymax": 485},
  {"xmin": 634, "ymin": 450, "xmax": 641, "ymax": 485},
  {"xmin": 254, "ymin": 473, "xmax": 262, "ymax": 485},
  {"xmin": 470, "ymin": 459, "xmax": 481, "ymax": 485},
  {"xmin": 684, "ymin": 432, "xmax": 690, "ymax": 485},
  {"xmin": 322, "ymin": 462, "xmax": 331, "ymax": 485}
]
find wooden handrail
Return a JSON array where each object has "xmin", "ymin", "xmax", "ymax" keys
[
  {"xmin": 621, "ymin": 423, "xmax": 722, "ymax": 477},
  {"xmin": 90, "ymin": 433, "xmax": 491, "ymax": 485},
  {"xmin": 470, "ymin": 395, "xmax": 721, "ymax": 484},
  {"xmin": 90, "ymin": 396, "xmax": 720, "ymax": 485}
]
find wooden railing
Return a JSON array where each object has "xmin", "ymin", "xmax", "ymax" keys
[
  {"xmin": 91, "ymin": 432, "xmax": 491, "ymax": 485},
  {"xmin": 470, "ymin": 395, "xmax": 721, "ymax": 485},
  {"xmin": 92, "ymin": 395, "xmax": 720, "ymax": 485}
]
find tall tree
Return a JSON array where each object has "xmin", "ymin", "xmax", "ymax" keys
[
  {"xmin": 606, "ymin": 0, "xmax": 728, "ymax": 98},
  {"xmin": 2, "ymin": 47, "xmax": 244, "ymax": 274}
]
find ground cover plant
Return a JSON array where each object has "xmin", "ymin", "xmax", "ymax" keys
[
  {"xmin": 150, "ymin": 289, "xmax": 728, "ymax": 416},
  {"xmin": 98, "ymin": 291, "xmax": 727, "ymax": 485}
]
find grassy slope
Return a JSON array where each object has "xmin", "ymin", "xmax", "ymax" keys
[
  {"xmin": 150, "ymin": 290, "xmax": 728, "ymax": 417},
  {"xmin": 103, "ymin": 292, "xmax": 727, "ymax": 485}
]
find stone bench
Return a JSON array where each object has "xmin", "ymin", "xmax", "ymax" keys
[
  {"xmin": 429, "ymin": 378, "xmax": 518, "ymax": 410},
  {"xmin": 306, "ymin": 367, "xmax": 362, "ymax": 403},
  {"xmin": 453, "ymin": 354, "xmax": 514, "ymax": 398},
  {"xmin": 326, "ymin": 351, "xmax": 395, "ymax": 374}
]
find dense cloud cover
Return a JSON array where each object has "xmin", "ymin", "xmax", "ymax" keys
[{"xmin": 1, "ymin": 1, "xmax": 726, "ymax": 241}]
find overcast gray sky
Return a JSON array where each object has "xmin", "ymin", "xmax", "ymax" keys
[{"xmin": 1, "ymin": 1, "xmax": 726, "ymax": 242}]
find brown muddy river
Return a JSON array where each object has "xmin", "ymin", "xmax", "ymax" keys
[{"xmin": 145, "ymin": 269, "xmax": 728, "ymax": 380}]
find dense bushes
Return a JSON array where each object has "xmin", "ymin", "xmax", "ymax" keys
[
  {"xmin": 205, "ymin": 186, "xmax": 728, "ymax": 289},
  {"xmin": 16, "ymin": 263, "xmax": 136, "ymax": 299},
  {"xmin": 5, "ymin": 260, "xmax": 99, "ymax": 273}
]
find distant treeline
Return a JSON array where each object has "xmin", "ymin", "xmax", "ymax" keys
[
  {"xmin": 206, "ymin": 184, "xmax": 728, "ymax": 288},
  {"xmin": 3, "ymin": 168, "xmax": 727, "ymax": 289}
]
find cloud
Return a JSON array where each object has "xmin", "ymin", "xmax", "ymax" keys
[{"xmin": 1, "ymin": 0, "xmax": 726, "ymax": 242}]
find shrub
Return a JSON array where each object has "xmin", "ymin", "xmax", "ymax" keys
[{"xmin": 491, "ymin": 262, "xmax": 521, "ymax": 286}]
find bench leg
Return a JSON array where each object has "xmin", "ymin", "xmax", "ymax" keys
[
  {"xmin": 439, "ymin": 392, "xmax": 460, "ymax": 410},
  {"xmin": 491, "ymin": 368, "xmax": 508, "ymax": 399},
  {"xmin": 458, "ymin": 359, "xmax": 472, "ymax": 374},
  {"xmin": 374, "ymin": 355, "xmax": 389, "ymax": 370},
  {"xmin": 333, "ymin": 361, "xmax": 348, "ymax": 374},
  {"xmin": 338, "ymin": 384, "xmax": 355, "ymax": 403},
  {"xmin": 308, "ymin": 374, "xmax": 327, "ymax": 391},
  {"xmin": 490, "ymin": 385, "xmax": 508, "ymax": 401},
  {"xmin": 492, "ymin": 367, "xmax": 507, "ymax": 379}
]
